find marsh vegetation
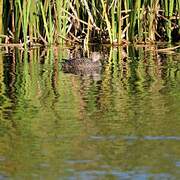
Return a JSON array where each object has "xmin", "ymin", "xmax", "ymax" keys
[
  {"xmin": 0, "ymin": 0, "xmax": 180, "ymax": 47},
  {"xmin": 0, "ymin": 1, "xmax": 180, "ymax": 178}
]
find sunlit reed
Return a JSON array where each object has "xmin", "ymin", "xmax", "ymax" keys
[{"xmin": 0, "ymin": 0, "xmax": 179, "ymax": 46}]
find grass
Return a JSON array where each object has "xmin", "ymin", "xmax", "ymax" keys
[{"xmin": 0, "ymin": 0, "xmax": 179, "ymax": 47}]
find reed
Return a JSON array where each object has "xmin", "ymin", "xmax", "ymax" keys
[{"xmin": 0, "ymin": 0, "xmax": 179, "ymax": 45}]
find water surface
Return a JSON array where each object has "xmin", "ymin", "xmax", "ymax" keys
[{"xmin": 0, "ymin": 46, "xmax": 179, "ymax": 179}]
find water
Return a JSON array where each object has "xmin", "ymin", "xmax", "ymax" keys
[{"xmin": 0, "ymin": 46, "xmax": 179, "ymax": 179}]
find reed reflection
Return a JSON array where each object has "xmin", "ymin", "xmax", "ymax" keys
[{"xmin": 0, "ymin": 46, "xmax": 179, "ymax": 179}]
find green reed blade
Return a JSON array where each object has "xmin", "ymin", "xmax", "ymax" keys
[
  {"xmin": 111, "ymin": 1, "xmax": 116, "ymax": 41},
  {"xmin": 49, "ymin": 2, "xmax": 53, "ymax": 44},
  {"xmin": 0, "ymin": 0, "xmax": 3, "ymax": 42},
  {"xmin": 101, "ymin": 0, "xmax": 112, "ymax": 44},
  {"xmin": 117, "ymin": 0, "xmax": 122, "ymax": 44},
  {"xmin": 40, "ymin": 2, "xmax": 50, "ymax": 43}
]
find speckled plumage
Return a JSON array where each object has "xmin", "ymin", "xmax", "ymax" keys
[{"xmin": 61, "ymin": 52, "xmax": 102, "ymax": 76}]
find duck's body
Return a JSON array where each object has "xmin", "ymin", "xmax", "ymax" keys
[
  {"xmin": 62, "ymin": 57, "xmax": 101, "ymax": 68},
  {"xmin": 62, "ymin": 52, "xmax": 102, "ymax": 76}
]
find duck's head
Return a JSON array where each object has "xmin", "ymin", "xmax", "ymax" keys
[{"xmin": 91, "ymin": 52, "xmax": 102, "ymax": 62}]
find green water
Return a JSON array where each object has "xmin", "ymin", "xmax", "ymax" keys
[{"xmin": 0, "ymin": 46, "xmax": 179, "ymax": 180}]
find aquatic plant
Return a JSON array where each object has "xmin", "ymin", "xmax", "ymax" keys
[{"xmin": 0, "ymin": 0, "xmax": 179, "ymax": 46}]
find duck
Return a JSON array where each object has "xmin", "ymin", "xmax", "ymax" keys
[{"xmin": 61, "ymin": 52, "xmax": 102, "ymax": 76}]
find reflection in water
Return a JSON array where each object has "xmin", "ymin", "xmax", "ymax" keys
[{"xmin": 0, "ymin": 46, "xmax": 179, "ymax": 179}]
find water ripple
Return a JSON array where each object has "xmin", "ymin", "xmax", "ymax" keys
[{"xmin": 89, "ymin": 135, "xmax": 180, "ymax": 141}]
